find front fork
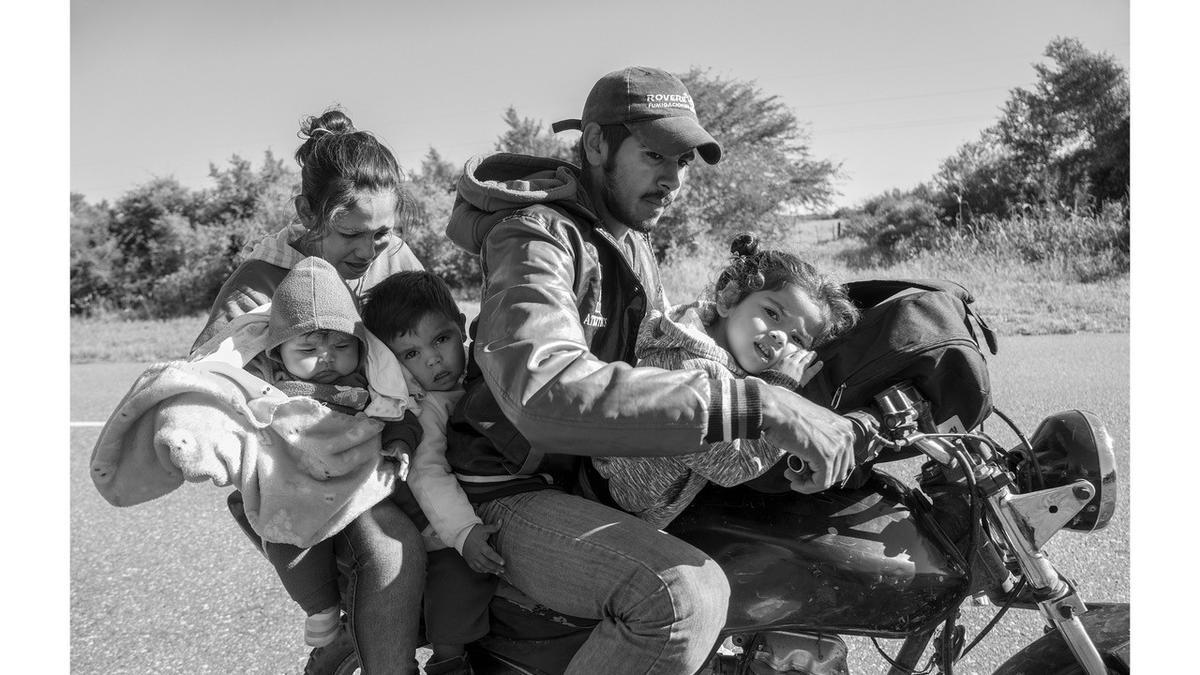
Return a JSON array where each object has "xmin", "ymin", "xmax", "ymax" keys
[
  {"xmin": 874, "ymin": 384, "xmax": 1109, "ymax": 675},
  {"xmin": 983, "ymin": 480, "xmax": 1109, "ymax": 673}
]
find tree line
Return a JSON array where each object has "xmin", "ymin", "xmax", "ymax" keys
[
  {"xmin": 71, "ymin": 38, "xmax": 1128, "ymax": 318},
  {"xmin": 838, "ymin": 37, "xmax": 1129, "ymax": 271}
]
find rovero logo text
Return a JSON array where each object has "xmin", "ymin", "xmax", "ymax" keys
[{"xmin": 645, "ymin": 93, "xmax": 694, "ymax": 111}]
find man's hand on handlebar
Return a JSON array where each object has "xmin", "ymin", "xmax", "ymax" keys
[{"xmin": 755, "ymin": 381, "xmax": 858, "ymax": 493}]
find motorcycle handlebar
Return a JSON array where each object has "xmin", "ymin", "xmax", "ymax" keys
[
  {"xmin": 784, "ymin": 406, "xmax": 886, "ymax": 480},
  {"xmin": 785, "ymin": 383, "xmax": 952, "ymax": 482}
]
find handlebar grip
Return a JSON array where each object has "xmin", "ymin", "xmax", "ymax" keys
[
  {"xmin": 786, "ymin": 454, "xmax": 808, "ymax": 474},
  {"xmin": 784, "ymin": 406, "xmax": 884, "ymax": 478}
]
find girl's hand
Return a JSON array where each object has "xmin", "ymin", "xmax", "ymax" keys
[
  {"xmin": 461, "ymin": 523, "xmax": 506, "ymax": 575},
  {"xmin": 775, "ymin": 349, "xmax": 824, "ymax": 387}
]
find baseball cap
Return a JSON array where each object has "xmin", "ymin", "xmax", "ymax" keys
[{"xmin": 551, "ymin": 66, "xmax": 722, "ymax": 165}]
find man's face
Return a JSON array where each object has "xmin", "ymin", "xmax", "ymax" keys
[{"xmin": 598, "ymin": 137, "xmax": 695, "ymax": 233}]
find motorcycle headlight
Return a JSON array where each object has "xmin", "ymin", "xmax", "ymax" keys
[{"xmin": 1012, "ymin": 410, "xmax": 1117, "ymax": 531}]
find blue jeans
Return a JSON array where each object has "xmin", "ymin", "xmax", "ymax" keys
[
  {"xmin": 478, "ymin": 490, "xmax": 729, "ymax": 675},
  {"xmin": 227, "ymin": 492, "xmax": 426, "ymax": 675},
  {"xmin": 333, "ymin": 498, "xmax": 426, "ymax": 675}
]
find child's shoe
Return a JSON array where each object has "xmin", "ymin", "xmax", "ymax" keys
[
  {"xmin": 304, "ymin": 605, "xmax": 341, "ymax": 648},
  {"xmin": 424, "ymin": 653, "xmax": 473, "ymax": 675}
]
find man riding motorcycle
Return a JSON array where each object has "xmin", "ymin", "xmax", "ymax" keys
[{"xmin": 439, "ymin": 65, "xmax": 874, "ymax": 674}]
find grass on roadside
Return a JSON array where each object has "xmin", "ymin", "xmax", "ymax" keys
[
  {"xmin": 71, "ymin": 314, "xmax": 208, "ymax": 364},
  {"xmin": 660, "ymin": 223, "xmax": 1128, "ymax": 336}
]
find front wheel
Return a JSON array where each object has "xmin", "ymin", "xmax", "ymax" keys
[{"xmin": 991, "ymin": 603, "xmax": 1129, "ymax": 675}]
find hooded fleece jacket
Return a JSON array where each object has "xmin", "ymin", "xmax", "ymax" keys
[
  {"xmin": 443, "ymin": 153, "xmax": 765, "ymax": 502},
  {"xmin": 248, "ymin": 256, "xmax": 421, "ymax": 449}
]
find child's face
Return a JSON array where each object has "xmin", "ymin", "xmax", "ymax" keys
[
  {"xmin": 386, "ymin": 312, "xmax": 466, "ymax": 392},
  {"xmin": 278, "ymin": 330, "xmax": 360, "ymax": 383},
  {"xmin": 714, "ymin": 284, "xmax": 826, "ymax": 375}
]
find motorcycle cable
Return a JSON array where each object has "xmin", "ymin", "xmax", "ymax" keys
[
  {"xmin": 865, "ymin": 439, "xmax": 981, "ymax": 675},
  {"xmin": 869, "ymin": 637, "xmax": 936, "ymax": 675},
  {"xmin": 956, "ymin": 577, "xmax": 1028, "ymax": 660},
  {"xmin": 940, "ymin": 441, "xmax": 1041, "ymax": 668},
  {"xmin": 990, "ymin": 406, "xmax": 1046, "ymax": 491}
]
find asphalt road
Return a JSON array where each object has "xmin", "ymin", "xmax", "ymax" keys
[{"xmin": 69, "ymin": 334, "xmax": 1129, "ymax": 674}]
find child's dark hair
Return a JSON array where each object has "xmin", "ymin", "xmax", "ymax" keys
[
  {"xmin": 293, "ymin": 108, "xmax": 417, "ymax": 245},
  {"xmin": 713, "ymin": 233, "xmax": 859, "ymax": 346},
  {"xmin": 361, "ymin": 271, "xmax": 464, "ymax": 343}
]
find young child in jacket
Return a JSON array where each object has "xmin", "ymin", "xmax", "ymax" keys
[
  {"xmin": 361, "ymin": 271, "xmax": 500, "ymax": 675},
  {"xmin": 592, "ymin": 233, "xmax": 861, "ymax": 527},
  {"xmin": 248, "ymin": 256, "xmax": 424, "ymax": 648}
]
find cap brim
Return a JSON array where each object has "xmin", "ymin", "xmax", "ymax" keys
[{"xmin": 626, "ymin": 116, "xmax": 722, "ymax": 165}]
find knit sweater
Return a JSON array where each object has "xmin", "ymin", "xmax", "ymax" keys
[{"xmin": 592, "ymin": 303, "xmax": 794, "ymax": 528}]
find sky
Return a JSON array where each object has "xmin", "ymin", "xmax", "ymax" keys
[{"xmin": 70, "ymin": 0, "xmax": 1129, "ymax": 210}]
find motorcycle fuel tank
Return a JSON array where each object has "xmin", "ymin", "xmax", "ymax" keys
[{"xmin": 667, "ymin": 472, "xmax": 969, "ymax": 637}]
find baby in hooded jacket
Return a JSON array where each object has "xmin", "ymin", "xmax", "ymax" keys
[{"xmin": 248, "ymin": 256, "xmax": 424, "ymax": 648}]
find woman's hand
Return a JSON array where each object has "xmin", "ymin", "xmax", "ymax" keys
[{"xmin": 461, "ymin": 523, "xmax": 506, "ymax": 575}]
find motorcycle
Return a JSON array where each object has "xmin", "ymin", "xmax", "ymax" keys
[{"xmin": 303, "ymin": 382, "xmax": 1128, "ymax": 674}]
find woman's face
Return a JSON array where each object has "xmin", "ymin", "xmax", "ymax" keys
[{"xmin": 307, "ymin": 190, "xmax": 398, "ymax": 279}]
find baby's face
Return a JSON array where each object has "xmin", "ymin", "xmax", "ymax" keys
[
  {"xmin": 386, "ymin": 312, "xmax": 466, "ymax": 392},
  {"xmin": 279, "ymin": 330, "xmax": 360, "ymax": 383}
]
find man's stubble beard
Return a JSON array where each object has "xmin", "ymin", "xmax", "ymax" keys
[{"xmin": 599, "ymin": 159, "xmax": 672, "ymax": 235}]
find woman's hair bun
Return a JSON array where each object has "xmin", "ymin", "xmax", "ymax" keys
[
  {"xmin": 730, "ymin": 232, "xmax": 759, "ymax": 257},
  {"xmin": 299, "ymin": 108, "xmax": 355, "ymax": 139}
]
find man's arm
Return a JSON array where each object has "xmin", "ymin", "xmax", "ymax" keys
[{"xmin": 475, "ymin": 213, "xmax": 839, "ymax": 466}]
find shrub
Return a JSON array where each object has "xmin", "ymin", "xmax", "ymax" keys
[
  {"xmin": 845, "ymin": 192, "xmax": 943, "ymax": 257},
  {"xmin": 404, "ymin": 179, "xmax": 481, "ymax": 292},
  {"xmin": 912, "ymin": 202, "xmax": 1129, "ymax": 282}
]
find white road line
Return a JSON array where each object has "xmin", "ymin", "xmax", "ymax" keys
[{"xmin": 71, "ymin": 422, "xmax": 106, "ymax": 428}]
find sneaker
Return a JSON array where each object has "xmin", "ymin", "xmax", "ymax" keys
[{"xmin": 304, "ymin": 606, "xmax": 341, "ymax": 648}]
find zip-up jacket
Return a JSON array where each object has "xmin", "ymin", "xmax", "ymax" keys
[{"xmin": 443, "ymin": 153, "xmax": 764, "ymax": 503}]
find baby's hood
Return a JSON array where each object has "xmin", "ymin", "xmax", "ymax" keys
[
  {"xmin": 446, "ymin": 153, "xmax": 597, "ymax": 254},
  {"xmin": 265, "ymin": 256, "xmax": 364, "ymax": 355}
]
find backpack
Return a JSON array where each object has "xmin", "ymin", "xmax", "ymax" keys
[
  {"xmin": 743, "ymin": 278, "xmax": 997, "ymax": 493},
  {"xmin": 803, "ymin": 278, "xmax": 998, "ymax": 434}
]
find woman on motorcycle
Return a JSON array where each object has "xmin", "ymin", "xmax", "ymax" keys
[
  {"xmin": 192, "ymin": 108, "xmax": 428, "ymax": 674},
  {"xmin": 593, "ymin": 233, "xmax": 860, "ymax": 527}
]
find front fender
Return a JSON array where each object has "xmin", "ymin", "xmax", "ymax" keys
[{"xmin": 992, "ymin": 602, "xmax": 1129, "ymax": 674}]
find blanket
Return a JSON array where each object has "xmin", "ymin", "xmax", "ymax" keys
[{"xmin": 89, "ymin": 307, "xmax": 417, "ymax": 548}]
